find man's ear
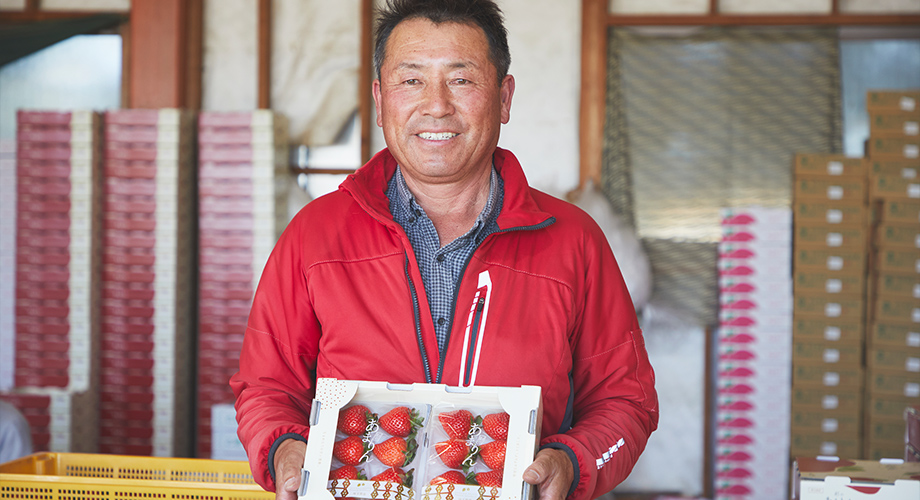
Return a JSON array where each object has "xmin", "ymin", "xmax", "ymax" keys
[
  {"xmin": 372, "ymin": 79, "xmax": 384, "ymax": 128},
  {"xmin": 500, "ymin": 74, "xmax": 515, "ymax": 125}
]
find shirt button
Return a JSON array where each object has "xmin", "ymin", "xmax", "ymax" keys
[
  {"xmin": 437, "ymin": 317, "xmax": 446, "ymax": 326},
  {"xmin": 436, "ymin": 254, "xmax": 445, "ymax": 263},
  {"xmin": 408, "ymin": 216, "xmax": 416, "ymax": 223}
]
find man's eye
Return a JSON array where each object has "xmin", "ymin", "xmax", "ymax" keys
[
  {"xmin": 453, "ymin": 78, "xmax": 470, "ymax": 85},
  {"xmin": 404, "ymin": 79, "xmax": 420, "ymax": 85}
]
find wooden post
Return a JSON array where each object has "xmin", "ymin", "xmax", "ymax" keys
[
  {"xmin": 360, "ymin": 0, "xmax": 373, "ymax": 164},
  {"xmin": 128, "ymin": 0, "xmax": 202, "ymax": 109},
  {"xmin": 579, "ymin": 0, "xmax": 607, "ymax": 187},
  {"xmin": 258, "ymin": 0, "xmax": 272, "ymax": 109}
]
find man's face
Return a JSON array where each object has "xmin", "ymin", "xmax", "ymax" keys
[{"xmin": 373, "ymin": 18, "xmax": 514, "ymax": 185}]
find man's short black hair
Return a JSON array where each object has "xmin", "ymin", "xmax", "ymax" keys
[{"xmin": 374, "ymin": 0, "xmax": 511, "ymax": 82}]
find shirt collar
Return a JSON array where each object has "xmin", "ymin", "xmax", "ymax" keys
[{"xmin": 391, "ymin": 165, "xmax": 500, "ymax": 240}]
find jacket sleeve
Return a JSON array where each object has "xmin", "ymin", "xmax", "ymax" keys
[
  {"xmin": 540, "ymin": 221, "xmax": 659, "ymax": 500},
  {"xmin": 229, "ymin": 219, "xmax": 320, "ymax": 491}
]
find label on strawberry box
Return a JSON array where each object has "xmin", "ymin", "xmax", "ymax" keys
[{"xmin": 300, "ymin": 378, "xmax": 542, "ymax": 500}]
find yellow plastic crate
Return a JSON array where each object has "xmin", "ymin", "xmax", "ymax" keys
[{"xmin": 0, "ymin": 452, "xmax": 274, "ymax": 499}]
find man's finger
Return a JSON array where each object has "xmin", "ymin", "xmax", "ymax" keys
[
  {"xmin": 274, "ymin": 439, "xmax": 306, "ymax": 499},
  {"xmin": 522, "ymin": 448, "xmax": 574, "ymax": 500}
]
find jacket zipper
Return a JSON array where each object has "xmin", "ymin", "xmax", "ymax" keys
[
  {"xmin": 463, "ymin": 296, "xmax": 486, "ymax": 386},
  {"xmin": 435, "ymin": 217, "xmax": 556, "ymax": 384},
  {"xmin": 404, "ymin": 254, "xmax": 432, "ymax": 383}
]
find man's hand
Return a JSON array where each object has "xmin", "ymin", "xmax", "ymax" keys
[
  {"xmin": 522, "ymin": 448, "xmax": 575, "ymax": 499},
  {"xmin": 273, "ymin": 439, "xmax": 306, "ymax": 499}
]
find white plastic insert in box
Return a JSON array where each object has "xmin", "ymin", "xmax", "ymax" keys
[{"xmin": 299, "ymin": 378, "xmax": 542, "ymax": 500}]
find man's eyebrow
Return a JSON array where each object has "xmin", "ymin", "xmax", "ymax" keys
[{"xmin": 394, "ymin": 60, "xmax": 479, "ymax": 70}]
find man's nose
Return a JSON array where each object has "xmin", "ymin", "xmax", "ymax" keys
[{"xmin": 420, "ymin": 82, "xmax": 454, "ymax": 117}]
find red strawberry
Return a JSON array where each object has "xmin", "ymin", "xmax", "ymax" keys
[
  {"xmin": 378, "ymin": 406, "xmax": 423, "ymax": 438},
  {"xmin": 429, "ymin": 470, "xmax": 467, "ymax": 485},
  {"xmin": 373, "ymin": 436, "xmax": 417, "ymax": 467},
  {"xmin": 479, "ymin": 440, "xmax": 506, "ymax": 470},
  {"xmin": 329, "ymin": 465, "xmax": 364, "ymax": 480},
  {"xmin": 471, "ymin": 469, "xmax": 503, "ymax": 487},
  {"xmin": 371, "ymin": 466, "xmax": 410, "ymax": 485},
  {"xmin": 338, "ymin": 404, "xmax": 374, "ymax": 436},
  {"xmin": 434, "ymin": 439, "xmax": 472, "ymax": 470},
  {"xmin": 438, "ymin": 409, "xmax": 474, "ymax": 439},
  {"xmin": 333, "ymin": 435, "xmax": 368, "ymax": 466},
  {"xmin": 482, "ymin": 412, "xmax": 509, "ymax": 440}
]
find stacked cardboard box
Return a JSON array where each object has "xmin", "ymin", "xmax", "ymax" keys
[
  {"xmin": 790, "ymin": 153, "xmax": 869, "ymax": 459},
  {"xmin": 4, "ymin": 110, "xmax": 102, "ymax": 452},
  {"xmin": 715, "ymin": 207, "xmax": 793, "ymax": 499},
  {"xmin": 99, "ymin": 109, "xmax": 195, "ymax": 457},
  {"xmin": 863, "ymin": 90, "xmax": 920, "ymax": 461},
  {"xmin": 196, "ymin": 110, "xmax": 289, "ymax": 458}
]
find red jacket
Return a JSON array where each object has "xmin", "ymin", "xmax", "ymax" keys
[{"xmin": 230, "ymin": 148, "xmax": 658, "ymax": 499}]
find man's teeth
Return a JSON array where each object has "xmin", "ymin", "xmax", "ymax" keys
[{"xmin": 418, "ymin": 132, "xmax": 457, "ymax": 140}]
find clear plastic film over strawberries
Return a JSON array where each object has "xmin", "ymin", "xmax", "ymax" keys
[{"xmin": 299, "ymin": 378, "xmax": 543, "ymax": 500}]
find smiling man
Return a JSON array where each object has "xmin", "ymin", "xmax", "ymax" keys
[{"xmin": 231, "ymin": 1, "xmax": 658, "ymax": 499}]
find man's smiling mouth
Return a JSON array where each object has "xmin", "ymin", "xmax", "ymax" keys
[{"xmin": 417, "ymin": 132, "xmax": 458, "ymax": 140}]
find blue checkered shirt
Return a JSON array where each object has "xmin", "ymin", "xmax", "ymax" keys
[{"xmin": 387, "ymin": 166, "xmax": 504, "ymax": 353}]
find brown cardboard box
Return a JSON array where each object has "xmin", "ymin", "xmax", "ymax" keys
[
  {"xmin": 865, "ymin": 438, "xmax": 909, "ymax": 461},
  {"xmin": 794, "ymin": 341, "xmax": 863, "ymax": 366},
  {"xmin": 794, "ymin": 153, "xmax": 867, "ymax": 177},
  {"xmin": 867, "ymin": 346, "xmax": 920, "ymax": 374},
  {"xmin": 866, "ymin": 416, "xmax": 905, "ymax": 443},
  {"xmin": 873, "ymin": 248, "xmax": 920, "ymax": 274},
  {"xmin": 867, "ymin": 370, "xmax": 920, "ymax": 399},
  {"xmin": 867, "ymin": 158, "xmax": 920, "ymax": 177},
  {"xmin": 869, "ymin": 173, "xmax": 920, "ymax": 201},
  {"xmin": 872, "ymin": 271, "xmax": 920, "ymax": 299},
  {"xmin": 794, "ymin": 248, "xmax": 867, "ymax": 274},
  {"xmin": 791, "ymin": 386, "xmax": 863, "ymax": 413},
  {"xmin": 795, "ymin": 175, "xmax": 867, "ymax": 202},
  {"xmin": 869, "ymin": 322, "xmax": 920, "ymax": 350},
  {"xmin": 869, "ymin": 110, "xmax": 920, "ymax": 138},
  {"xmin": 868, "ymin": 136, "xmax": 920, "ymax": 161},
  {"xmin": 790, "ymin": 431, "xmax": 861, "ymax": 459},
  {"xmin": 794, "ymin": 362, "xmax": 864, "ymax": 390},
  {"xmin": 795, "ymin": 223, "xmax": 868, "ymax": 250},
  {"xmin": 873, "ymin": 296, "xmax": 920, "ymax": 325},
  {"xmin": 874, "ymin": 222, "xmax": 920, "ymax": 250},
  {"xmin": 875, "ymin": 199, "xmax": 920, "ymax": 223},
  {"xmin": 792, "ymin": 409, "xmax": 861, "ymax": 435},
  {"xmin": 795, "ymin": 201, "xmax": 868, "ymax": 226},
  {"xmin": 867, "ymin": 90, "xmax": 920, "ymax": 112},
  {"xmin": 794, "ymin": 316, "xmax": 864, "ymax": 345},
  {"xmin": 794, "ymin": 271, "xmax": 865, "ymax": 297},
  {"xmin": 794, "ymin": 293, "xmax": 865, "ymax": 322},
  {"xmin": 869, "ymin": 395, "xmax": 918, "ymax": 421}
]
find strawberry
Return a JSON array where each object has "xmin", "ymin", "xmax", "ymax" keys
[
  {"xmin": 470, "ymin": 469, "xmax": 503, "ymax": 487},
  {"xmin": 329, "ymin": 465, "xmax": 365, "ymax": 480},
  {"xmin": 373, "ymin": 436, "xmax": 417, "ymax": 467},
  {"xmin": 371, "ymin": 466, "xmax": 411, "ymax": 486},
  {"xmin": 438, "ymin": 409, "xmax": 474, "ymax": 439},
  {"xmin": 333, "ymin": 435, "xmax": 368, "ymax": 466},
  {"xmin": 482, "ymin": 411, "xmax": 509, "ymax": 440},
  {"xmin": 338, "ymin": 404, "xmax": 374, "ymax": 436},
  {"xmin": 478, "ymin": 440, "xmax": 506, "ymax": 470},
  {"xmin": 429, "ymin": 470, "xmax": 468, "ymax": 485},
  {"xmin": 434, "ymin": 439, "xmax": 473, "ymax": 470},
  {"xmin": 378, "ymin": 406, "xmax": 423, "ymax": 438}
]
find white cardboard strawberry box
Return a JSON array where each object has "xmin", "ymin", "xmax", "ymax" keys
[{"xmin": 298, "ymin": 378, "xmax": 543, "ymax": 500}]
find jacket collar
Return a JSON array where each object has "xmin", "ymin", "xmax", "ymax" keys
[{"xmin": 339, "ymin": 147, "xmax": 554, "ymax": 231}]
